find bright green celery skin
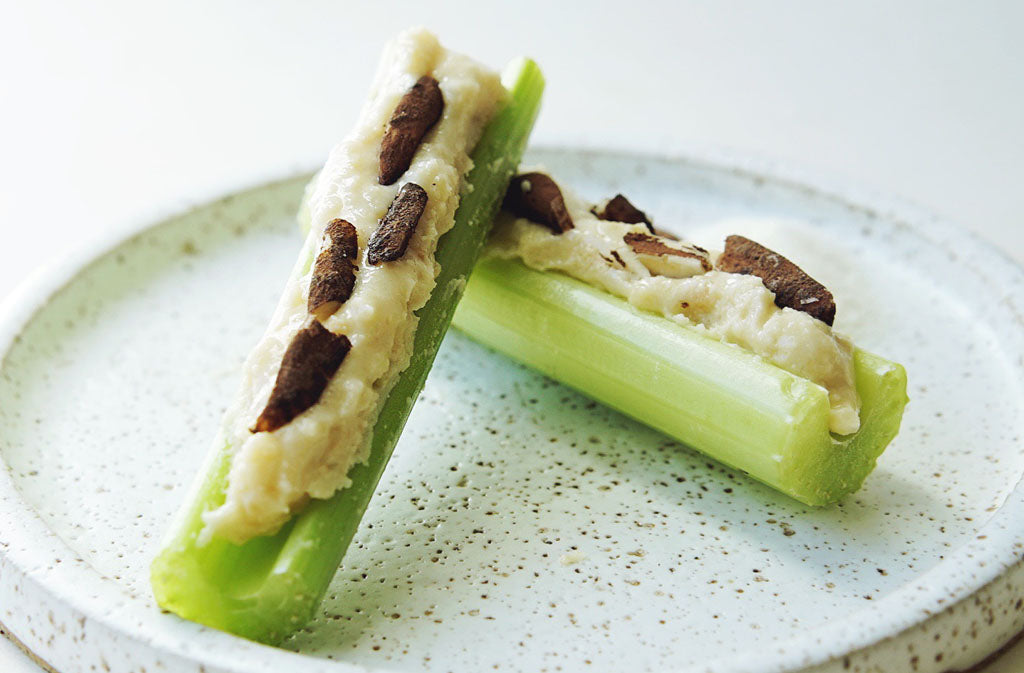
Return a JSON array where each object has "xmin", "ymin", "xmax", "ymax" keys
[
  {"xmin": 452, "ymin": 257, "xmax": 908, "ymax": 506},
  {"xmin": 150, "ymin": 58, "xmax": 545, "ymax": 645}
]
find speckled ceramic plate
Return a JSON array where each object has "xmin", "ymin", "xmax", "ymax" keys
[{"xmin": 1, "ymin": 148, "xmax": 1023, "ymax": 673}]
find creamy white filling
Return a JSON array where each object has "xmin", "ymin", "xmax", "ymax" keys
[
  {"xmin": 487, "ymin": 176, "xmax": 861, "ymax": 435},
  {"xmin": 202, "ymin": 29, "xmax": 503, "ymax": 543}
]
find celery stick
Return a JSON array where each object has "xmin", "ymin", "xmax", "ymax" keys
[
  {"xmin": 150, "ymin": 58, "xmax": 545, "ymax": 644},
  {"xmin": 452, "ymin": 257, "xmax": 908, "ymax": 506}
]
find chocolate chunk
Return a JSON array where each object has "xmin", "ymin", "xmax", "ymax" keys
[
  {"xmin": 595, "ymin": 194, "xmax": 654, "ymax": 233},
  {"xmin": 504, "ymin": 173, "xmax": 574, "ymax": 234},
  {"xmin": 624, "ymin": 232, "xmax": 712, "ymax": 272},
  {"xmin": 368, "ymin": 183, "xmax": 428, "ymax": 265},
  {"xmin": 717, "ymin": 235, "xmax": 836, "ymax": 325},
  {"xmin": 252, "ymin": 319, "xmax": 352, "ymax": 433},
  {"xmin": 308, "ymin": 219, "xmax": 359, "ymax": 321},
  {"xmin": 378, "ymin": 76, "xmax": 444, "ymax": 186}
]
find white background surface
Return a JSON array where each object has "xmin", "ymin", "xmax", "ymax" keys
[{"xmin": 1, "ymin": 1, "xmax": 1022, "ymax": 671}]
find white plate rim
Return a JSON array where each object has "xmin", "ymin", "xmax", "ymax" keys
[{"xmin": 0, "ymin": 144, "xmax": 1021, "ymax": 673}]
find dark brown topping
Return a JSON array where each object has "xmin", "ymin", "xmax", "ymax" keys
[
  {"xmin": 308, "ymin": 219, "xmax": 359, "ymax": 321},
  {"xmin": 368, "ymin": 183, "xmax": 428, "ymax": 265},
  {"xmin": 504, "ymin": 173, "xmax": 574, "ymax": 234},
  {"xmin": 623, "ymin": 232, "xmax": 713, "ymax": 271},
  {"xmin": 379, "ymin": 76, "xmax": 444, "ymax": 185},
  {"xmin": 716, "ymin": 235, "xmax": 836, "ymax": 325},
  {"xmin": 600, "ymin": 251, "xmax": 627, "ymax": 268},
  {"xmin": 252, "ymin": 319, "xmax": 352, "ymax": 433},
  {"xmin": 595, "ymin": 194, "xmax": 654, "ymax": 233}
]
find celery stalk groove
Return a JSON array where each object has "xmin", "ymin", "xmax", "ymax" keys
[
  {"xmin": 150, "ymin": 59, "xmax": 545, "ymax": 644},
  {"xmin": 452, "ymin": 257, "xmax": 908, "ymax": 506}
]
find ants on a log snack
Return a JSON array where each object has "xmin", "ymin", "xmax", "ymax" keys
[
  {"xmin": 151, "ymin": 29, "xmax": 545, "ymax": 644},
  {"xmin": 454, "ymin": 170, "xmax": 906, "ymax": 509},
  {"xmin": 154, "ymin": 25, "xmax": 907, "ymax": 651}
]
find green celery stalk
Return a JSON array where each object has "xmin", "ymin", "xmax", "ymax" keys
[
  {"xmin": 150, "ymin": 58, "xmax": 545, "ymax": 644},
  {"xmin": 451, "ymin": 257, "xmax": 908, "ymax": 506}
]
